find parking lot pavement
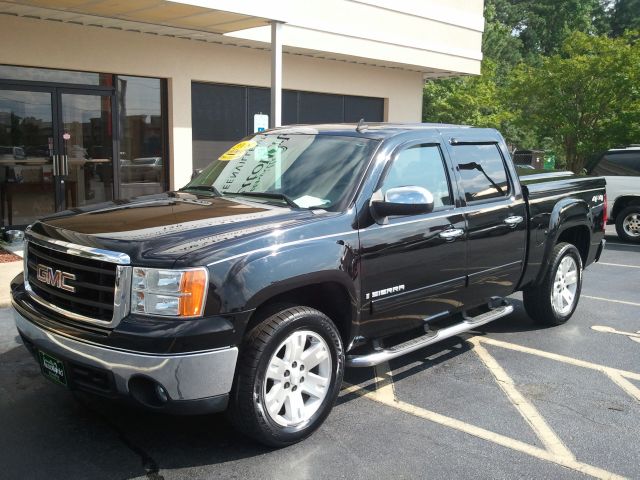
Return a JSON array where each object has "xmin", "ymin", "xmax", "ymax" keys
[{"xmin": 1, "ymin": 230, "xmax": 638, "ymax": 480}]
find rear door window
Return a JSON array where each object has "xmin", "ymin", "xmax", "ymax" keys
[{"xmin": 451, "ymin": 144, "xmax": 510, "ymax": 202}]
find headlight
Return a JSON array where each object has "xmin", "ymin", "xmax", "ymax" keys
[{"xmin": 131, "ymin": 267, "xmax": 208, "ymax": 317}]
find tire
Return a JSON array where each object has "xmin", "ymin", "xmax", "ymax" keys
[
  {"xmin": 523, "ymin": 242, "xmax": 583, "ymax": 326},
  {"xmin": 228, "ymin": 305, "xmax": 344, "ymax": 447},
  {"xmin": 615, "ymin": 206, "xmax": 640, "ymax": 243}
]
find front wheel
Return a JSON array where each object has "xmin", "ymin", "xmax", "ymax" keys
[
  {"xmin": 228, "ymin": 306, "xmax": 344, "ymax": 447},
  {"xmin": 615, "ymin": 206, "xmax": 640, "ymax": 243},
  {"xmin": 523, "ymin": 242, "xmax": 583, "ymax": 326}
]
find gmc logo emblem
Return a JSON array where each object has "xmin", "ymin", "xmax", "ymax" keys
[{"xmin": 36, "ymin": 264, "xmax": 76, "ymax": 293}]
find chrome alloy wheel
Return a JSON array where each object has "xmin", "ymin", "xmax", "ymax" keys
[
  {"xmin": 551, "ymin": 256, "xmax": 579, "ymax": 316},
  {"xmin": 622, "ymin": 212, "xmax": 640, "ymax": 238},
  {"xmin": 262, "ymin": 330, "xmax": 332, "ymax": 427}
]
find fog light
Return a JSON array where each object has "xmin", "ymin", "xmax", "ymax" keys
[{"xmin": 155, "ymin": 384, "xmax": 169, "ymax": 403}]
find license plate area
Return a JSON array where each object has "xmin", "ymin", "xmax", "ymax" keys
[{"xmin": 38, "ymin": 350, "xmax": 68, "ymax": 387}]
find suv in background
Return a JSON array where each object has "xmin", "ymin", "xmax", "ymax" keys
[{"xmin": 589, "ymin": 146, "xmax": 640, "ymax": 243}]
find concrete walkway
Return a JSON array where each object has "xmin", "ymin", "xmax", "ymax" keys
[{"xmin": 0, "ymin": 261, "xmax": 22, "ymax": 308}]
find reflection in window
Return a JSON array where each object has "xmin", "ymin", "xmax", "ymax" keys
[
  {"xmin": 382, "ymin": 145, "xmax": 452, "ymax": 208},
  {"xmin": 117, "ymin": 76, "xmax": 166, "ymax": 199},
  {"xmin": 454, "ymin": 144, "xmax": 510, "ymax": 202},
  {"xmin": 0, "ymin": 90, "xmax": 55, "ymax": 226},
  {"xmin": 0, "ymin": 65, "xmax": 112, "ymax": 86}
]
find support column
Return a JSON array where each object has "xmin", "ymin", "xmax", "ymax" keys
[{"xmin": 270, "ymin": 21, "xmax": 283, "ymax": 128}]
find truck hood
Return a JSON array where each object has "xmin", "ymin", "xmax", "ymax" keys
[{"xmin": 31, "ymin": 192, "xmax": 331, "ymax": 267}]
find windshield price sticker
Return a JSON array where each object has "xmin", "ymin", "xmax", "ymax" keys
[{"xmin": 218, "ymin": 141, "xmax": 257, "ymax": 161}]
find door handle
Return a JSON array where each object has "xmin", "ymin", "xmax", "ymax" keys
[
  {"xmin": 52, "ymin": 154, "xmax": 59, "ymax": 176},
  {"xmin": 62, "ymin": 154, "xmax": 69, "ymax": 176},
  {"xmin": 504, "ymin": 215, "xmax": 524, "ymax": 227},
  {"xmin": 439, "ymin": 228, "xmax": 465, "ymax": 241}
]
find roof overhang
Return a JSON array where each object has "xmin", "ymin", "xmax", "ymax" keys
[{"xmin": 0, "ymin": 0, "xmax": 483, "ymax": 77}]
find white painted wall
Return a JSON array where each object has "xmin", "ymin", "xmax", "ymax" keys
[
  {"xmin": 1, "ymin": 16, "xmax": 423, "ymax": 190},
  {"xmin": 177, "ymin": 0, "xmax": 484, "ymax": 74}
]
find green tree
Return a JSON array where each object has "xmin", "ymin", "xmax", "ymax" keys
[
  {"xmin": 482, "ymin": 0, "xmax": 523, "ymax": 70},
  {"xmin": 611, "ymin": 0, "xmax": 640, "ymax": 36},
  {"xmin": 508, "ymin": 31, "xmax": 640, "ymax": 172},
  {"xmin": 486, "ymin": 0, "xmax": 606, "ymax": 59}
]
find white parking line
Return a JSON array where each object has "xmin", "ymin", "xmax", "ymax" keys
[
  {"xmin": 476, "ymin": 336, "xmax": 640, "ymax": 382},
  {"xmin": 469, "ymin": 338, "xmax": 575, "ymax": 459},
  {"xmin": 606, "ymin": 241, "xmax": 640, "ymax": 248},
  {"xmin": 359, "ymin": 360, "xmax": 626, "ymax": 480},
  {"xmin": 592, "ymin": 325, "xmax": 640, "ymax": 339},
  {"xmin": 597, "ymin": 262, "xmax": 640, "ymax": 269},
  {"xmin": 582, "ymin": 295, "xmax": 640, "ymax": 307}
]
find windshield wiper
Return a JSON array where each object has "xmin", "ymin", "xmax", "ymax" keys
[
  {"xmin": 228, "ymin": 191, "xmax": 300, "ymax": 209},
  {"xmin": 180, "ymin": 185, "xmax": 223, "ymax": 196}
]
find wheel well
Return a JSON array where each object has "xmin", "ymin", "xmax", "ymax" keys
[
  {"xmin": 249, "ymin": 282, "xmax": 353, "ymax": 345},
  {"xmin": 557, "ymin": 225, "xmax": 590, "ymax": 264},
  {"xmin": 612, "ymin": 196, "xmax": 640, "ymax": 221}
]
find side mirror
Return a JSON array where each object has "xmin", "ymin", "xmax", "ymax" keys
[{"xmin": 370, "ymin": 186, "xmax": 435, "ymax": 219}]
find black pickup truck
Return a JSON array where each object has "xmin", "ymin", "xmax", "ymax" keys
[{"xmin": 11, "ymin": 123, "xmax": 606, "ymax": 446}]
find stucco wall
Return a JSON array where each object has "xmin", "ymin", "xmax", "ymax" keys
[{"xmin": 1, "ymin": 15, "xmax": 424, "ymax": 189}]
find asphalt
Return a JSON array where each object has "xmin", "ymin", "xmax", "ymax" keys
[{"xmin": 0, "ymin": 228, "xmax": 638, "ymax": 480}]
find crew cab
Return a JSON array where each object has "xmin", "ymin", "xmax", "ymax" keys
[{"xmin": 11, "ymin": 124, "xmax": 606, "ymax": 446}]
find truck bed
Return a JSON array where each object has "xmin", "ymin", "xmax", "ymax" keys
[{"xmin": 518, "ymin": 170, "xmax": 606, "ymax": 288}]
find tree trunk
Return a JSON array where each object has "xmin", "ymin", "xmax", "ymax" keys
[{"xmin": 563, "ymin": 136, "xmax": 580, "ymax": 173}]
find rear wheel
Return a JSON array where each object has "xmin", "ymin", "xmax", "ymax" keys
[
  {"xmin": 523, "ymin": 242, "xmax": 583, "ymax": 326},
  {"xmin": 228, "ymin": 305, "xmax": 344, "ymax": 447},
  {"xmin": 615, "ymin": 206, "xmax": 640, "ymax": 243}
]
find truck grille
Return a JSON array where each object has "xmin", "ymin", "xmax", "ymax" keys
[{"xmin": 26, "ymin": 241, "xmax": 118, "ymax": 322}]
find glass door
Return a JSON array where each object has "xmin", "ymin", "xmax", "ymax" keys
[
  {"xmin": 0, "ymin": 87, "xmax": 59, "ymax": 227},
  {"xmin": 59, "ymin": 91, "xmax": 114, "ymax": 209},
  {"xmin": 0, "ymin": 87, "xmax": 116, "ymax": 228}
]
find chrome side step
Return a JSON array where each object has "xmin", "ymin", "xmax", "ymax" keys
[{"xmin": 346, "ymin": 304, "xmax": 514, "ymax": 367}]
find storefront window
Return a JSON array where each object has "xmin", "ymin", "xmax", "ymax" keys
[
  {"xmin": 191, "ymin": 82, "xmax": 384, "ymax": 172},
  {"xmin": 0, "ymin": 65, "xmax": 112, "ymax": 87},
  {"xmin": 117, "ymin": 76, "xmax": 166, "ymax": 198}
]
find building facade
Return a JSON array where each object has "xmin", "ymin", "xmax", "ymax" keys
[{"xmin": 0, "ymin": 0, "xmax": 484, "ymax": 229}]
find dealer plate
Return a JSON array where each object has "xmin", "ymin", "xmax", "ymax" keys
[{"xmin": 38, "ymin": 350, "xmax": 68, "ymax": 387}]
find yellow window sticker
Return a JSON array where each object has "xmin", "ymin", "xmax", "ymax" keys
[{"xmin": 218, "ymin": 140, "xmax": 257, "ymax": 161}]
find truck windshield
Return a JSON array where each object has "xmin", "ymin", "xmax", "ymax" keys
[{"xmin": 183, "ymin": 133, "xmax": 378, "ymax": 210}]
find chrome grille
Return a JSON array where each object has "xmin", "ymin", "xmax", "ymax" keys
[{"xmin": 24, "ymin": 229, "xmax": 131, "ymax": 327}]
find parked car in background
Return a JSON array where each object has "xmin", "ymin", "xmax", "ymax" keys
[
  {"xmin": 120, "ymin": 156, "xmax": 163, "ymax": 183},
  {"xmin": 589, "ymin": 146, "xmax": 640, "ymax": 243}
]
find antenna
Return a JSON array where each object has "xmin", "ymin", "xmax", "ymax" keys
[{"xmin": 356, "ymin": 118, "xmax": 367, "ymax": 133}]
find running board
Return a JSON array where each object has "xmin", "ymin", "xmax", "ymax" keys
[{"xmin": 346, "ymin": 304, "xmax": 514, "ymax": 367}]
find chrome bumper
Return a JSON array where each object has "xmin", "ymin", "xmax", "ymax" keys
[{"xmin": 13, "ymin": 309, "xmax": 238, "ymax": 402}]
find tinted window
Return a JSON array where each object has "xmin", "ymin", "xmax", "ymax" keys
[
  {"xmin": 591, "ymin": 151, "xmax": 640, "ymax": 177},
  {"xmin": 453, "ymin": 144, "xmax": 509, "ymax": 202},
  {"xmin": 191, "ymin": 83, "xmax": 247, "ymax": 170},
  {"xmin": 344, "ymin": 96, "xmax": 385, "ymax": 123},
  {"xmin": 382, "ymin": 145, "xmax": 452, "ymax": 208},
  {"xmin": 0, "ymin": 65, "xmax": 112, "ymax": 86},
  {"xmin": 118, "ymin": 76, "xmax": 167, "ymax": 198},
  {"xmin": 191, "ymin": 82, "xmax": 384, "ymax": 169}
]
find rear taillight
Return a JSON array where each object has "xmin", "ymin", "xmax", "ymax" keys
[{"xmin": 602, "ymin": 193, "xmax": 608, "ymax": 230}]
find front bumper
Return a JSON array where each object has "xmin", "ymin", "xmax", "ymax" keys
[{"xmin": 14, "ymin": 308, "xmax": 238, "ymax": 414}]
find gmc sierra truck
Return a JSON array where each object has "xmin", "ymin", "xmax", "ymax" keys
[{"xmin": 11, "ymin": 123, "xmax": 606, "ymax": 447}]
